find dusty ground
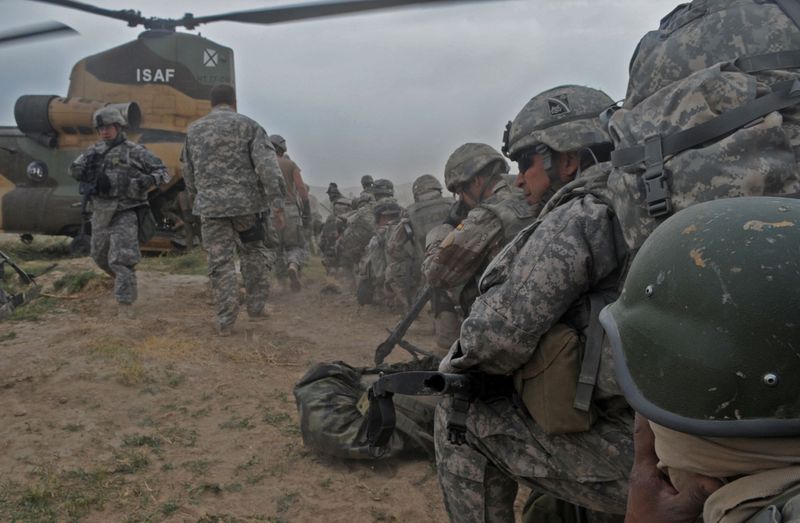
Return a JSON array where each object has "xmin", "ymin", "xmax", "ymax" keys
[{"xmin": 0, "ymin": 243, "xmax": 459, "ymax": 522}]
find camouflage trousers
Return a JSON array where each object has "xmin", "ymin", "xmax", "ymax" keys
[
  {"xmin": 201, "ymin": 214, "xmax": 271, "ymax": 329},
  {"xmin": 273, "ymin": 216, "xmax": 308, "ymax": 279},
  {"xmin": 91, "ymin": 209, "xmax": 140, "ymax": 305},
  {"xmin": 434, "ymin": 395, "xmax": 633, "ymax": 523}
]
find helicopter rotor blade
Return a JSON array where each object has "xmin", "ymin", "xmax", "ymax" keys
[
  {"xmin": 0, "ymin": 21, "xmax": 77, "ymax": 46},
  {"xmin": 28, "ymin": 0, "xmax": 146, "ymax": 27},
  {"xmin": 181, "ymin": 0, "xmax": 502, "ymax": 29}
]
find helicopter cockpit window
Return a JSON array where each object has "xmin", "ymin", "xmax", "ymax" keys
[{"xmin": 26, "ymin": 161, "xmax": 48, "ymax": 183}]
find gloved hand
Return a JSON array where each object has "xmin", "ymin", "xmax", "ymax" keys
[{"xmin": 444, "ymin": 200, "xmax": 468, "ymax": 228}]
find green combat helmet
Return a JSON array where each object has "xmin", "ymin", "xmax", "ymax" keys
[
  {"xmin": 600, "ymin": 197, "xmax": 800, "ymax": 437},
  {"xmin": 444, "ymin": 143, "xmax": 508, "ymax": 193},
  {"xmin": 502, "ymin": 85, "xmax": 613, "ymax": 192},
  {"xmin": 412, "ymin": 174, "xmax": 442, "ymax": 200},
  {"xmin": 372, "ymin": 178, "xmax": 394, "ymax": 198},
  {"xmin": 270, "ymin": 134, "xmax": 287, "ymax": 154},
  {"xmin": 93, "ymin": 106, "xmax": 127, "ymax": 128}
]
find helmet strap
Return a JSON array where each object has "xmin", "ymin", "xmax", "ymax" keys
[{"xmin": 539, "ymin": 144, "xmax": 565, "ymax": 193}]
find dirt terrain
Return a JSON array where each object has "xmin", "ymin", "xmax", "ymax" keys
[{"xmin": 0, "ymin": 242, "xmax": 474, "ymax": 522}]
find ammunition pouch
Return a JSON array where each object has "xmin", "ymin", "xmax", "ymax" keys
[
  {"xmin": 513, "ymin": 323, "xmax": 598, "ymax": 434},
  {"xmin": 135, "ymin": 206, "xmax": 157, "ymax": 244},
  {"xmin": 238, "ymin": 213, "xmax": 267, "ymax": 244}
]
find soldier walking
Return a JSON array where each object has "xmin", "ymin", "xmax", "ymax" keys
[
  {"xmin": 69, "ymin": 106, "xmax": 170, "ymax": 318},
  {"xmin": 182, "ymin": 83, "xmax": 285, "ymax": 336}
]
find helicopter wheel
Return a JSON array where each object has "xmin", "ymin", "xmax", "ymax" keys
[
  {"xmin": 20, "ymin": 233, "xmax": 33, "ymax": 244},
  {"xmin": 69, "ymin": 235, "xmax": 91, "ymax": 257}
]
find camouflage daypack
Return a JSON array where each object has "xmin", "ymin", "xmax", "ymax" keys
[
  {"xmin": 607, "ymin": 0, "xmax": 800, "ymax": 250},
  {"xmin": 293, "ymin": 359, "xmax": 438, "ymax": 460}
]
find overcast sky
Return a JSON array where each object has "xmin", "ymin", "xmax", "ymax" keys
[{"xmin": 1, "ymin": 0, "xmax": 679, "ymax": 187}]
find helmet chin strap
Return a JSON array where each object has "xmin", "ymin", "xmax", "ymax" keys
[{"xmin": 538, "ymin": 143, "xmax": 566, "ymax": 194}]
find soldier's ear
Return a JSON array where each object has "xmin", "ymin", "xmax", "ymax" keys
[{"xmin": 558, "ymin": 152, "xmax": 580, "ymax": 181}]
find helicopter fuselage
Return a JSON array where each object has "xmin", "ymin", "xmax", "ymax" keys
[{"xmin": 0, "ymin": 30, "xmax": 235, "ymax": 247}]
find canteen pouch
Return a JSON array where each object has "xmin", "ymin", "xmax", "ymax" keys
[{"xmin": 513, "ymin": 323, "xmax": 597, "ymax": 434}]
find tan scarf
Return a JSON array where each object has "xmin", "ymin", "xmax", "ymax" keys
[{"xmin": 650, "ymin": 422, "xmax": 800, "ymax": 522}]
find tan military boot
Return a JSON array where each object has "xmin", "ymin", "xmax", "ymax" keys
[{"xmin": 117, "ymin": 303, "xmax": 136, "ymax": 319}]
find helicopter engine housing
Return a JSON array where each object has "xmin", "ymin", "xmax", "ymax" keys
[{"xmin": 14, "ymin": 95, "xmax": 141, "ymax": 147}]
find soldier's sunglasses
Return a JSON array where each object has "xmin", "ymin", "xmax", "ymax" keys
[{"xmin": 515, "ymin": 149, "xmax": 538, "ymax": 173}]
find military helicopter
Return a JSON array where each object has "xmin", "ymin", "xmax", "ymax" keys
[{"xmin": 0, "ymin": 0, "xmax": 499, "ymax": 253}]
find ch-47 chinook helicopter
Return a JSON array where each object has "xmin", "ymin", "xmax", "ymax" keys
[{"xmin": 0, "ymin": 0, "xmax": 497, "ymax": 253}]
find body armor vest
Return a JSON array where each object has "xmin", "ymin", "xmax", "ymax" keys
[{"xmin": 407, "ymin": 195, "xmax": 454, "ymax": 254}]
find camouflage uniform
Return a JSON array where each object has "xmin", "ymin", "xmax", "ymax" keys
[
  {"xmin": 385, "ymin": 175, "xmax": 454, "ymax": 309},
  {"xmin": 356, "ymin": 201, "xmax": 403, "ymax": 306},
  {"xmin": 433, "ymin": 88, "xmax": 633, "ymax": 521},
  {"xmin": 182, "ymin": 104, "xmax": 284, "ymax": 331},
  {"xmin": 70, "ymin": 116, "xmax": 169, "ymax": 305},
  {"xmin": 320, "ymin": 190, "xmax": 352, "ymax": 274},
  {"xmin": 273, "ymin": 152, "xmax": 309, "ymax": 284},
  {"xmin": 422, "ymin": 180, "xmax": 537, "ymax": 315},
  {"xmin": 337, "ymin": 179, "xmax": 397, "ymax": 281}
]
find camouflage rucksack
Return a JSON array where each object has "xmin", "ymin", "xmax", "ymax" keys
[
  {"xmin": 606, "ymin": 0, "xmax": 800, "ymax": 250},
  {"xmin": 293, "ymin": 359, "xmax": 439, "ymax": 460}
]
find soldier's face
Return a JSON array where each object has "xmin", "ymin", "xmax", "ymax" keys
[
  {"xmin": 515, "ymin": 153, "xmax": 550, "ymax": 204},
  {"xmin": 515, "ymin": 151, "xmax": 578, "ymax": 204},
  {"xmin": 456, "ymin": 178, "xmax": 482, "ymax": 210},
  {"xmin": 97, "ymin": 124, "xmax": 118, "ymax": 142}
]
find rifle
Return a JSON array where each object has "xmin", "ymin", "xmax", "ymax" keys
[
  {"xmin": 373, "ymin": 285, "xmax": 433, "ymax": 365},
  {"xmin": 0, "ymin": 249, "xmax": 36, "ymax": 285},
  {"xmin": 365, "ymin": 370, "xmax": 512, "ymax": 450}
]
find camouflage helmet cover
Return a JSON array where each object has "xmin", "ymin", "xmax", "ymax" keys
[
  {"xmin": 412, "ymin": 174, "xmax": 443, "ymax": 197},
  {"xmin": 270, "ymin": 134, "xmax": 287, "ymax": 153},
  {"xmin": 361, "ymin": 175, "xmax": 374, "ymax": 189},
  {"xmin": 372, "ymin": 178, "xmax": 394, "ymax": 197},
  {"xmin": 601, "ymin": 197, "xmax": 800, "ymax": 437},
  {"xmin": 444, "ymin": 143, "xmax": 508, "ymax": 193},
  {"xmin": 503, "ymin": 85, "xmax": 613, "ymax": 159},
  {"xmin": 93, "ymin": 106, "xmax": 127, "ymax": 128},
  {"xmin": 373, "ymin": 200, "xmax": 403, "ymax": 219}
]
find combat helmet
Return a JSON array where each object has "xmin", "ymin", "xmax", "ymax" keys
[
  {"xmin": 412, "ymin": 174, "xmax": 442, "ymax": 200},
  {"xmin": 326, "ymin": 182, "xmax": 342, "ymax": 199},
  {"xmin": 361, "ymin": 175, "xmax": 374, "ymax": 191},
  {"xmin": 600, "ymin": 197, "xmax": 800, "ymax": 437},
  {"xmin": 93, "ymin": 106, "xmax": 127, "ymax": 128},
  {"xmin": 270, "ymin": 134, "xmax": 287, "ymax": 153},
  {"xmin": 444, "ymin": 143, "xmax": 508, "ymax": 193},
  {"xmin": 373, "ymin": 200, "xmax": 403, "ymax": 221},
  {"xmin": 372, "ymin": 179, "xmax": 394, "ymax": 198}
]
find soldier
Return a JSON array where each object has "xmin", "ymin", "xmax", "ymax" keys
[
  {"xmin": 356, "ymin": 200, "xmax": 404, "ymax": 306},
  {"xmin": 421, "ymin": 143, "xmax": 538, "ymax": 351},
  {"xmin": 432, "ymin": 86, "xmax": 626, "ymax": 521},
  {"xmin": 70, "ymin": 106, "xmax": 170, "ymax": 318},
  {"xmin": 337, "ymin": 178, "xmax": 397, "ymax": 283},
  {"xmin": 601, "ymin": 197, "xmax": 800, "ymax": 523},
  {"xmin": 270, "ymin": 134, "xmax": 310, "ymax": 292},
  {"xmin": 182, "ymin": 83, "xmax": 284, "ymax": 336},
  {"xmin": 319, "ymin": 183, "xmax": 351, "ymax": 274},
  {"xmin": 360, "ymin": 174, "xmax": 375, "ymax": 198},
  {"xmin": 385, "ymin": 174, "xmax": 453, "ymax": 309}
]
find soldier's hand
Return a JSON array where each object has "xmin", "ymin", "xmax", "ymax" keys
[
  {"xmin": 625, "ymin": 414, "xmax": 722, "ymax": 523},
  {"xmin": 444, "ymin": 200, "xmax": 467, "ymax": 227},
  {"xmin": 272, "ymin": 207, "xmax": 286, "ymax": 231}
]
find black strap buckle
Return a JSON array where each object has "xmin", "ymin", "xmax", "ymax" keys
[
  {"xmin": 447, "ymin": 394, "xmax": 470, "ymax": 446},
  {"xmin": 642, "ymin": 135, "xmax": 672, "ymax": 218}
]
